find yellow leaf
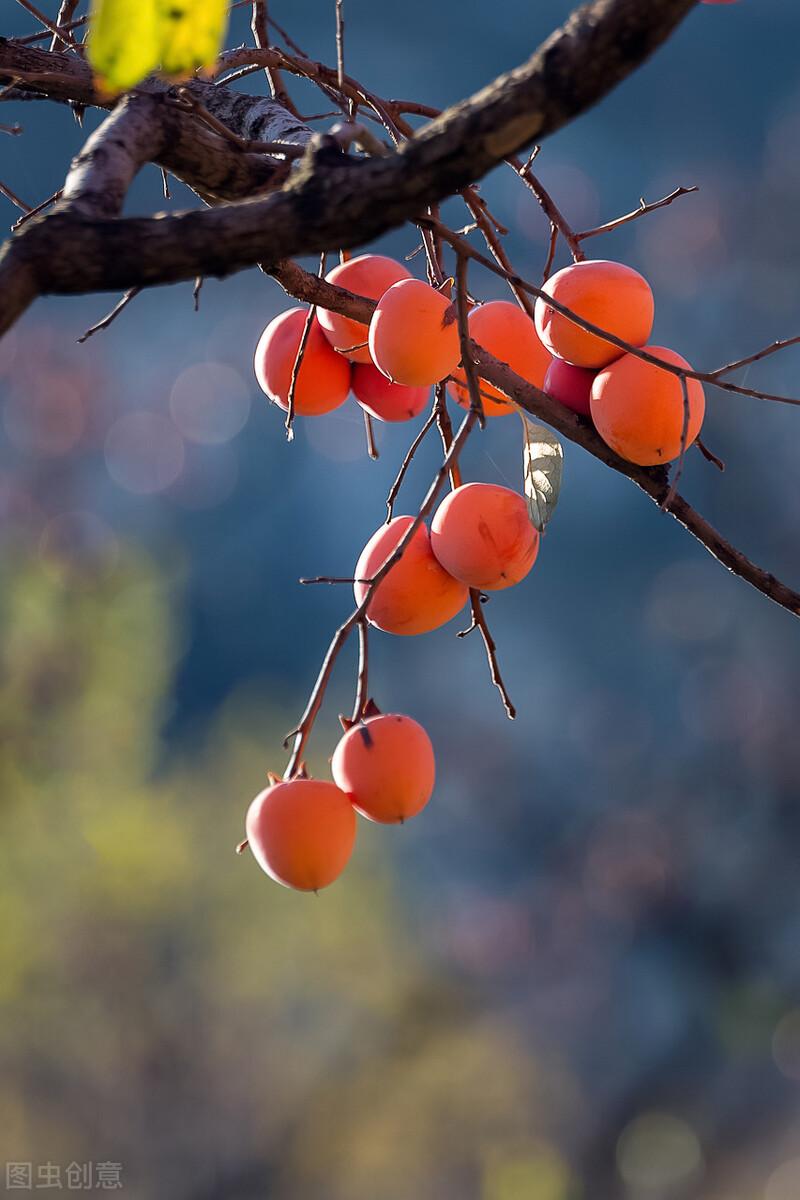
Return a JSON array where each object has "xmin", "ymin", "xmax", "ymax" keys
[
  {"xmin": 156, "ymin": 0, "xmax": 229, "ymax": 79},
  {"xmin": 87, "ymin": 0, "xmax": 161, "ymax": 93},
  {"xmin": 87, "ymin": 0, "xmax": 229, "ymax": 93}
]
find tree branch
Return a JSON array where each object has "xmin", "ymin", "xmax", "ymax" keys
[{"xmin": 0, "ymin": 0, "xmax": 696, "ymax": 331}]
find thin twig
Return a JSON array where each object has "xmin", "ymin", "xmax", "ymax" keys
[
  {"xmin": 435, "ymin": 384, "xmax": 515, "ymax": 718},
  {"xmin": 459, "ymin": 593, "xmax": 516, "ymax": 719},
  {"xmin": 12, "ymin": 187, "xmax": 61, "ymax": 229},
  {"xmin": 662, "ymin": 373, "xmax": 690, "ymax": 510},
  {"xmin": 251, "ymin": 0, "xmax": 301, "ymax": 117},
  {"xmin": 50, "ymin": 0, "xmax": 79, "ymax": 52},
  {"xmin": 696, "ymin": 439, "xmax": 725, "ymax": 471},
  {"xmin": 454, "ymin": 254, "xmax": 485, "ymax": 426},
  {"xmin": 385, "ymin": 408, "xmax": 438, "ymax": 521},
  {"xmin": 351, "ymin": 618, "xmax": 369, "ymax": 722},
  {"xmin": 14, "ymin": 0, "xmax": 78, "ymax": 48},
  {"xmin": 706, "ymin": 335, "xmax": 800, "ymax": 380},
  {"xmin": 285, "ymin": 251, "xmax": 326, "ymax": 438},
  {"xmin": 77, "ymin": 288, "xmax": 140, "ymax": 343},
  {"xmin": 510, "ymin": 155, "xmax": 585, "ymax": 263},
  {"xmin": 0, "ymin": 180, "xmax": 31, "ymax": 213},
  {"xmin": 574, "ymin": 185, "xmax": 698, "ymax": 241}
]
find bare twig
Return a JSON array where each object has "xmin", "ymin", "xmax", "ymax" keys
[
  {"xmin": 696, "ymin": 439, "xmax": 725, "ymax": 471},
  {"xmin": 251, "ymin": 0, "xmax": 301, "ymax": 118},
  {"xmin": 454, "ymin": 255, "xmax": 485, "ymax": 426},
  {"xmin": 574, "ymin": 184, "xmax": 698, "ymax": 241},
  {"xmin": 459, "ymin": 593, "xmax": 516, "ymax": 719},
  {"xmin": 14, "ymin": 0, "xmax": 79, "ymax": 48},
  {"xmin": 385, "ymin": 408, "xmax": 438, "ymax": 521},
  {"xmin": 0, "ymin": 180, "xmax": 31, "ymax": 213},
  {"xmin": 285, "ymin": 251, "xmax": 327, "ymax": 438},
  {"xmin": 11, "ymin": 187, "xmax": 62, "ymax": 229},
  {"xmin": 511, "ymin": 155, "xmax": 585, "ymax": 263},
  {"xmin": 435, "ymin": 383, "xmax": 515, "ymax": 718},
  {"xmin": 50, "ymin": 0, "xmax": 79, "ymax": 52},
  {"xmin": 662, "ymin": 373, "xmax": 690, "ymax": 510},
  {"xmin": 706, "ymin": 335, "xmax": 800, "ymax": 380},
  {"xmin": 351, "ymin": 618, "xmax": 369, "ymax": 722},
  {"xmin": 77, "ymin": 288, "xmax": 140, "ymax": 343}
]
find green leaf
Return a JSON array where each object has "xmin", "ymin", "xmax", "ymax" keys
[
  {"xmin": 88, "ymin": 0, "xmax": 160, "ymax": 92},
  {"xmin": 88, "ymin": 0, "xmax": 229, "ymax": 93},
  {"xmin": 156, "ymin": 0, "xmax": 229, "ymax": 78},
  {"xmin": 520, "ymin": 413, "xmax": 564, "ymax": 532}
]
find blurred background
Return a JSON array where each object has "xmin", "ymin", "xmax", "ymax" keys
[{"xmin": 2, "ymin": 2, "xmax": 800, "ymax": 1197}]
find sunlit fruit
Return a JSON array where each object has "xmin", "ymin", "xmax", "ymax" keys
[
  {"xmin": 590, "ymin": 346, "xmax": 705, "ymax": 466},
  {"xmin": 332, "ymin": 713, "xmax": 435, "ymax": 824},
  {"xmin": 245, "ymin": 777, "xmax": 357, "ymax": 891},
  {"xmin": 543, "ymin": 358, "xmax": 596, "ymax": 417},
  {"xmin": 534, "ymin": 260, "xmax": 654, "ymax": 369},
  {"xmin": 449, "ymin": 300, "xmax": 552, "ymax": 417},
  {"xmin": 317, "ymin": 254, "xmax": 411, "ymax": 363},
  {"xmin": 431, "ymin": 482, "xmax": 539, "ymax": 591},
  {"xmin": 254, "ymin": 308, "xmax": 351, "ymax": 415},
  {"xmin": 369, "ymin": 279, "xmax": 461, "ymax": 387},
  {"xmin": 354, "ymin": 515, "xmax": 468, "ymax": 635},
  {"xmin": 352, "ymin": 363, "xmax": 429, "ymax": 422}
]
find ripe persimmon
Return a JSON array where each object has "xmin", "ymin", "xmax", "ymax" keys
[
  {"xmin": 352, "ymin": 363, "xmax": 429, "ymax": 423},
  {"xmin": 369, "ymin": 279, "xmax": 460, "ymax": 387},
  {"xmin": 254, "ymin": 308, "xmax": 351, "ymax": 416},
  {"xmin": 317, "ymin": 254, "xmax": 411, "ymax": 363},
  {"xmin": 332, "ymin": 712, "xmax": 435, "ymax": 824},
  {"xmin": 431, "ymin": 482, "xmax": 539, "ymax": 591},
  {"xmin": 590, "ymin": 346, "xmax": 705, "ymax": 466},
  {"xmin": 450, "ymin": 300, "xmax": 552, "ymax": 417},
  {"xmin": 354, "ymin": 515, "xmax": 468, "ymax": 635},
  {"xmin": 534, "ymin": 260, "xmax": 654, "ymax": 369},
  {"xmin": 543, "ymin": 358, "xmax": 596, "ymax": 417},
  {"xmin": 245, "ymin": 777, "xmax": 357, "ymax": 891}
]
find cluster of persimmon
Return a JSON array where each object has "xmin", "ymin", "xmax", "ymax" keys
[
  {"xmin": 245, "ymin": 708, "xmax": 435, "ymax": 891},
  {"xmin": 248, "ymin": 245, "xmax": 707, "ymax": 891},
  {"xmin": 536, "ymin": 259, "xmax": 705, "ymax": 465}
]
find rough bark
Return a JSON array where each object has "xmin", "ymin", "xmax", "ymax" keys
[{"xmin": 0, "ymin": 0, "xmax": 696, "ymax": 332}]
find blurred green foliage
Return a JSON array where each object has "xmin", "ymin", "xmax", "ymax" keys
[{"xmin": 0, "ymin": 543, "xmax": 576, "ymax": 1199}]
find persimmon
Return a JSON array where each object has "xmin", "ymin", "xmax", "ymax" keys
[
  {"xmin": 352, "ymin": 363, "xmax": 429, "ymax": 423},
  {"xmin": 317, "ymin": 254, "xmax": 411, "ymax": 363},
  {"xmin": 534, "ymin": 260, "xmax": 655, "ymax": 369},
  {"xmin": 369, "ymin": 279, "xmax": 461, "ymax": 387},
  {"xmin": 431, "ymin": 482, "xmax": 539, "ymax": 591},
  {"xmin": 543, "ymin": 358, "xmax": 596, "ymax": 418},
  {"xmin": 245, "ymin": 777, "xmax": 357, "ymax": 891},
  {"xmin": 590, "ymin": 346, "xmax": 705, "ymax": 466},
  {"xmin": 254, "ymin": 308, "xmax": 351, "ymax": 416},
  {"xmin": 331, "ymin": 712, "xmax": 435, "ymax": 824},
  {"xmin": 354, "ymin": 515, "xmax": 468, "ymax": 635},
  {"xmin": 449, "ymin": 300, "xmax": 552, "ymax": 417}
]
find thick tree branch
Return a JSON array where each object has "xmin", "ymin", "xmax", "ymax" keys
[{"xmin": 0, "ymin": 0, "xmax": 696, "ymax": 330}]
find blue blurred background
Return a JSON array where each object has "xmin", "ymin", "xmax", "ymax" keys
[{"xmin": 2, "ymin": 2, "xmax": 800, "ymax": 1197}]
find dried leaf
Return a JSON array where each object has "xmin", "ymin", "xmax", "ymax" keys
[
  {"xmin": 88, "ymin": 0, "xmax": 229, "ymax": 92},
  {"xmin": 521, "ymin": 412, "xmax": 564, "ymax": 532}
]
